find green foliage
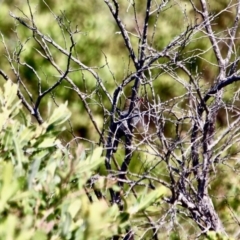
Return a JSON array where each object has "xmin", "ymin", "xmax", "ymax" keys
[
  {"xmin": 205, "ymin": 231, "xmax": 234, "ymax": 240},
  {"xmin": 0, "ymin": 81, "xmax": 164, "ymax": 239},
  {"xmin": 1, "ymin": 1, "xmax": 240, "ymax": 238}
]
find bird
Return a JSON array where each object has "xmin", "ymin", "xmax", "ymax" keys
[{"xmin": 112, "ymin": 97, "xmax": 142, "ymax": 153}]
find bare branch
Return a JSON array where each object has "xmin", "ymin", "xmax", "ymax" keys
[{"xmin": 199, "ymin": 0, "xmax": 224, "ymax": 68}]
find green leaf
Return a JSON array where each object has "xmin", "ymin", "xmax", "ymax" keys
[
  {"xmin": 28, "ymin": 151, "xmax": 49, "ymax": 189},
  {"xmin": 62, "ymin": 212, "xmax": 72, "ymax": 236},
  {"xmin": 37, "ymin": 137, "xmax": 56, "ymax": 148},
  {"xmin": 19, "ymin": 126, "xmax": 35, "ymax": 145},
  {"xmin": 8, "ymin": 99, "xmax": 21, "ymax": 117},
  {"xmin": 32, "ymin": 231, "xmax": 47, "ymax": 240},
  {"xmin": 2, "ymin": 128, "xmax": 13, "ymax": 151},
  {"xmin": 47, "ymin": 102, "xmax": 71, "ymax": 128},
  {"xmin": 128, "ymin": 187, "xmax": 165, "ymax": 215},
  {"xmin": 77, "ymin": 154, "xmax": 104, "ymax": 174},
  {"xmin": 73, "ymin": 147, "xmax": 104, "ymax": 178},
  {"xmin": 86, "ymin": 147, "xmax": 102, "ymax": 162},
  {"xmin": 206, "ymin": 231, "xmax": 233, "ymax": 240},
  {"xmin": 4, "ymin": 215, "xmax": 17, "ymax": 239},
  {"xmin": 119, "ymin": 212, "xmax": 130, "ymax": 223},
  {"xmin": 68, "ymin": 199, "xmax": 81, "ymax": 219},
  {"xmin": 13, "ymin": 134, "xmax": 25, "ymax": 168},
  {"xmin": 3, "ymin": 81, "xmax": 18, "ymax": 108},
  {"xmin": 0, "ymin": 162, "xmax": 19, "ymax": 213}
]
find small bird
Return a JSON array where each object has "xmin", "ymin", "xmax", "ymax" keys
[{"xmin": 112, "ymin": 97, "xmax": 142, "ymax": 152}]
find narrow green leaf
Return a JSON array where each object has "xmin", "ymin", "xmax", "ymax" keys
[
  {"xmin": 28, "ymin": 151, "xmax": 48, "ymax": 189},
  {"xmin": 0, "ymin": 162, "xmax": 19, "ymax": 213},
  {"xmin": 32, "ymin": 231, "xmax": 47, "ymax": 240},
  {"xmin": 76, "ymin": 147, "xmax": 104, "ymax": 173},
  {"xmin": 19, "ymin": 126, "xmax": 35, "ymax": 145},
  {"xmin": 37, "ymin": 137, "xmax": 56, "ymax": 148},
  {"xmin": 4, "ymin": 81, "xmax": 18, "ymax": 108},
  {"xmin": 13, "ymin": 134, "xmax": 25, "ymax": 168},
  {"xmin": 128, "ymin": 187, "xmax": 165, "ymax": 215},
  {"xmin": 47, "ymin": 102, "xmax": 71, "ymax": 127},
  {"xmin": 86, "ymin": 147, "xmax": 102, "ymax": 162},
  {"xmin": 5, "ymin": 215, "xmax": 17, "ymax": 239},
  {"xmin": 62, "ymin": 212, "xmax": 72, "ymax": 236},
  {"xmin": 68, "ymin": 199, "xmax": 81, "ymax": 219},
  {"xmin": 76, "ymin": 156, "xmax": 104, "ymax": 174}
]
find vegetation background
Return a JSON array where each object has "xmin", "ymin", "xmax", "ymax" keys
[{"xmin": 0, "ymin": 0, "xmax": 240, "ymax": 239}]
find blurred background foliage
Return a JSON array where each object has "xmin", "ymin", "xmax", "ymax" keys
[
  {"xmin": 1, "ymin": 0, "xmax": 240, "ymax": 238},
  {"xmin": 0, "ymin": 1, "xmax": 200, "ymax": 136},
  {"xmin": 1, "ymin": 0, "xmax": 239, "ymax": 140}
]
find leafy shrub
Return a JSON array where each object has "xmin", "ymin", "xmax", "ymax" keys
[
  {"xmin": 0, "ymin": 81, "xmax": 164, "ymax": 240},
  {"xmin": 0, "ymin": 81, "xmax": 115, "ymax": 239}
]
